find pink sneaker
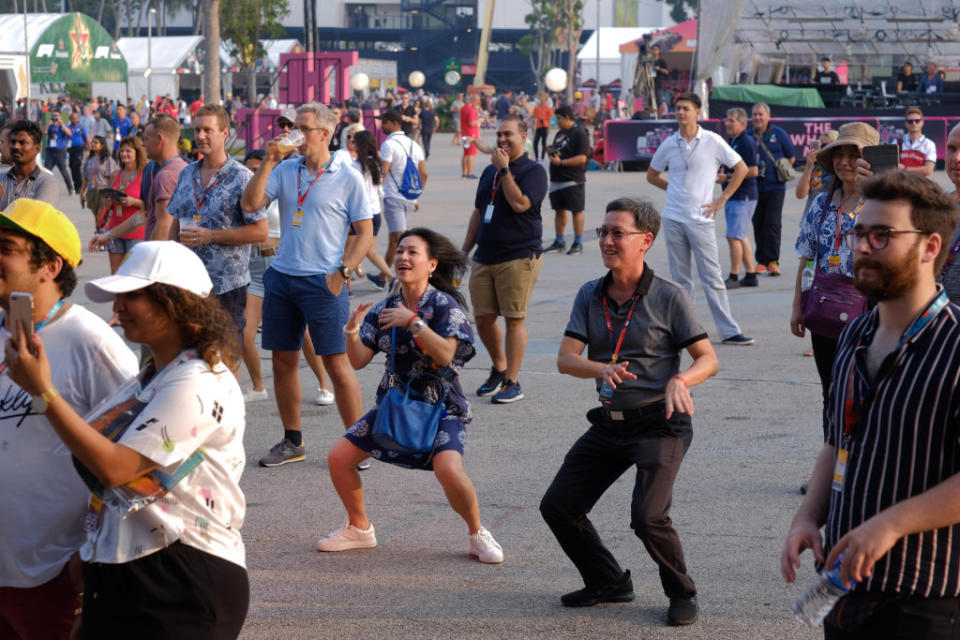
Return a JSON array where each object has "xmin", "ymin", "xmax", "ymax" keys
[{"xmin": 316, "ymin": 520, "xmax": 377, "ymax": 552}]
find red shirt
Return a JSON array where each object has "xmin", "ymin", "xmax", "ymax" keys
[
  {"xmin": 190, "ymin": 100, "xmax": 203, "ymax": 118},
  {"xmin": 106, "ymin": 169, "xmax": 145, "ymax": 239},
  {"xmin": 461, "ymin": 103, "xmax": 479, "ymax": 138}
]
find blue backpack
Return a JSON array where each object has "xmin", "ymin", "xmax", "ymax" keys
[{"xmin": 390, "ymin": 137, "xmax": 422, "ymax": 200}]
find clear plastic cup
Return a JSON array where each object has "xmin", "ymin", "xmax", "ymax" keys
[{"xmin": 271, "ymin": 129, "xmax": 305, "ymax": 155}]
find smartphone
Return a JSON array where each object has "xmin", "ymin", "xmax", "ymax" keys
[
  {"xmin": 8, "ymin": 292, "xmax": 33, "ymax": 335},
  {"xmin": 808, "ymin": 139, "xmax": 821, "ymax": 151},
  {"xmin": 862, "ymin": 144, "xmax": 900, "ymax": 175}
]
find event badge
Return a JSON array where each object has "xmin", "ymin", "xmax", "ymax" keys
[
  {"xmin": 49, "ymin": 136, "xmax": 57, "ymax": 148},
  {"xmin": 827, "ymin": 254, "xmax": 842, "ymax": 272},
  {"xmin": 292, "ymin": 209, "xmax": 304, "ymax": 228},
  {"xmin": 832, "ymin": 448, "xmax": 848, "ymax": 492},
  {"xmin": 598, "ymin": 380, "xmax": 615, "ymax": 402},
  {"xmin": 192, "ymin": 214, "xmax": 202, "ymax": 225},
  {"xmin": 483, "ymin": 203, "xmax": 494, "ymax": 223},
  {"xmin": 84, "ymin": 493, "xmax": 104, "ymax": 532}
]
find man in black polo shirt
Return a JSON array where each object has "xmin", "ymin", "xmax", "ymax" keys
[
  {"xmin": 782, "ymin": 172, "xmax": 960, "ymax": 638},
  {"xmin": 541, "ymin": 197, "xmax": 718, "ymax": 626},
  {"xmin": 544, "ymin": 105, "xmax": 590, "ymax": 255},
  {"xmin": 461, "ymin": 115, "xmax": 547, "ymax": 404}
]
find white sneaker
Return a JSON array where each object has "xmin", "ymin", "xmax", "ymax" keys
[
  {"xmin": 316, "ymin": 520, "xmax": 377, "ymax": 552},
  {"xmin": 469, "ymin": 526, "xmax": 504, "ymax": 564},
  {"xmin": 244, "ymin": 388, "xmax": 268, "ymax": 402},
  {"xmin": 315, "ymin": 388, "xmax": 335, "ymax": 406}
]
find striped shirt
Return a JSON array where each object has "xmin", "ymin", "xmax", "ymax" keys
[{"xmin": 825, "ymin": 291, "xmax": 960, "ymax": 597}]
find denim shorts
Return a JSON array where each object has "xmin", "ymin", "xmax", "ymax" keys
[
  {"xmin": 108, "ymin": 236, "xmax": 142, "ymax": 255},
  {"xmin": 724, "ymin": 199, "xmax": 757, "ymax": 240},
  {"xmin": 247, "ymin": 250, "xmax": 277, "ymax": 298},
  {"xmin": 261, "ymin": 267, "xmax": 349, "ymax": 355}
]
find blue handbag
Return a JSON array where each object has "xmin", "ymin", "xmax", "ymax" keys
[{"xmin": 372, "ymin": 325, "xmax": 449, "ymax": 455}]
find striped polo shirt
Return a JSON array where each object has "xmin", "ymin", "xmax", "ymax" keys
[{"xmin": 825, "ymin": 291, "xmax": 960, "ymax": 596}]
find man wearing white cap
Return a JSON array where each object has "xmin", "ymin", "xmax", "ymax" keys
[{"xmin": 0, "ymin": 198, "xmax": 138, "ymax": 639}]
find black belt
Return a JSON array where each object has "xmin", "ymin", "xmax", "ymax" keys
[{"xmin": 602, "ymin": 401, "xmax": 665, "ymax": 422}]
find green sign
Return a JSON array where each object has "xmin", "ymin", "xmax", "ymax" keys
[
  {"xmin": 30, "ymin": 13, "xmax": 127, "ymax": 83},
  {"xmin": 444, "ymin": 58, "xmax": 461, "ymax": 73}
]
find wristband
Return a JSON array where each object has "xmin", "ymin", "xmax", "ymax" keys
[
  {"xmin": 343, "ymin": 325, "xmax": 359, "ymax": 336},
  {"xmin": 672, "ymin": 374, "xmax": 687, "ymax": 387},
  {"xmin": 405, "ymin": 314, "xmax": 419, "ymax": 330}
]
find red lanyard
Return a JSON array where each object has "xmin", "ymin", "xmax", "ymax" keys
[
  {"xmin": 297, "ymin": 161, "xmax": 328, "ymax": 209},
  {"xmin": 490, "ymin": 172, "xmax": 501, "ymax": 203},
  {"xmin": 401, "ymin": 296, "xmax": 425, "ymax": 351},
  {"xmin": 193, "ymin": 161, "xmax": 230, "ymax": 211},
  {"xmin": 834, "ymin": 198, "xmax": 862, "ymax": 251},
  {"xmin": 601, "ymin": 294, "xmax": 640, "ymax": 363}
]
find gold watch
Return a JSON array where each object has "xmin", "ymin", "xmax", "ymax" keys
[{"xmin": 31, "ymin": 387, "xmax": 60, "ymax": 414}]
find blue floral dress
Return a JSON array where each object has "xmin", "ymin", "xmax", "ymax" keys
[
  {"xmin": 795, "ymin": 190, "xmax": 859, "ymax": 278},
  {"xmin": 344, "ymin": 286, "xmax": 475, "ymax": 470}
]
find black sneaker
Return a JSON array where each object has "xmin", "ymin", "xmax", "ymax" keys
[
  {"xmin": 566, "ymin": 241, "xmax": 583, "ymax": 255},
  {"xmin": 667, "ymin": 594, "xmax": 699, "ymax": 626},
  {"xmin": 724, "ymin": 275, "xmax": 740, "ymax": 289},
  {"xmin": 543, "ymin": 240, "xmax": 566, "ymax": 254},
  {"xmin": 476, "ymin": 368, "xmax": 506, "ymax": 397},
  {"xmin": 561, "ymin": 570, "xmax": 635, "ymax": 607},
  {"xmin": 740, "ymin": 272, "xmax": 759, "ymax": 287}
]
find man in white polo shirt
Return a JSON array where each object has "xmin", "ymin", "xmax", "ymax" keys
[
  {"xmin": 241, "ymin": 102, "xmax": 374, "ymax": 467},
  {"xmin": 900, "ymin": 107, "xmax": 936, "ymax": 178},
  {"xmin": 646, "ymin": 92, "xmax": 754, "ymax": 345}
]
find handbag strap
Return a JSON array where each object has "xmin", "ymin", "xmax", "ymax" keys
[{"xmin": 754, "ymin": 131, "xmax": 778, "ymax": 165}]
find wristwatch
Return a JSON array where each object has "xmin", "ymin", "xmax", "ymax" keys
[
  {"xmin": 410, "ymin": 319, "xmax": 427, "ymax": 335},
  {"xmin": 497, "ymin": 166, "xmax": 510, "ymax": 177},
  {"xmin": 31, "ymin": 387, "xmax": 59, "ymax": 414},
  {"xmin": 337, "ymin": 265, "xmax": 352, "ymax": 279}
]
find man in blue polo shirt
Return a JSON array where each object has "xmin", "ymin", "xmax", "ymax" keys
[
  {"xmin": 66, "ymin": 112, "xmax": 87, "ymax": 196},
  {"xmin": 242, "ymin": 102, "xmax": 373, "ymax": 467},
  {"xmin": 461, "ymin": 115, "xmax": 547, "ymax": 404},
  {"xmin": 719, "ymin": 107, "xmax": 759, "ymax": 288},
  {"xmin": 112, "ymin": 104, "xmax": 133, "ymax": 155},
  {"xmin": 43, "ymin": 112, "xmax": 73, "ymax": 195},
  {"xmin": 748, "ymin": 103, "xmax": 795, "ymax": 276}
]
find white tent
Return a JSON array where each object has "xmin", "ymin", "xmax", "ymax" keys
[
  {"xmin": 579, "ymin": 27, "xmax": 660, "ymax": 86},
  {"xmin": 94, "ymin": 35, "xmax": 202, "ymax": 101}
]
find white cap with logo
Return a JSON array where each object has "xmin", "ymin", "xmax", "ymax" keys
[{"xmin": 85, "ymin": 241, "xmax": 213, "ymax": 303}]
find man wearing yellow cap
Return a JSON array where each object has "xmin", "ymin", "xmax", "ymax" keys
[{"xmin": 0, "ymin": 198, "xmax": 138, "ymax": 639}]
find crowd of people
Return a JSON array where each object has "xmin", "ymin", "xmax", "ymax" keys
[{"xmin": 3, "ymin": 79, "xmax": 960, "ymax": 640}]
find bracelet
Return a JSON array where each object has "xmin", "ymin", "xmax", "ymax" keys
[
  {"xmin": 405, "ymin": 315, "xmax": 419, "ymax": 330},
  {"xmin": 342, "ymin": 325, "xmax": 359, "ymax": 336},
  {"xmin": 672, "ymin": 374, "xmax": 687, "ymax": 387}
]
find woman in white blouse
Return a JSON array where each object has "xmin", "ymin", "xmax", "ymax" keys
[{"xmin": 6, "ymin": 241, "xmax": 248, "ymax": 639}]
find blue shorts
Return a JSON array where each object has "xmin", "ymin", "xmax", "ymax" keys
[
  {"xmin": 108, "ymin": 236, "xmax": 142, "ymax": 256},
  {"xmin": 724, "ymin": 199, "xmax": 757, "ymax": 240},
  {"xmin": 261, "ymin": 267, "xmax": 349, "ymax": 355}
]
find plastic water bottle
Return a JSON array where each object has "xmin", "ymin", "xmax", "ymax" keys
[
  {"xmin": 792, "ymin": 554, "xmax": 852, "ymax": 628},
  {"xmin": 800, "ymin": 259, "xmax": 815, "ymax": 292}
]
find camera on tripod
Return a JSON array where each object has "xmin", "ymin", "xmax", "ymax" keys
[{"xmin": 636, "ymin": 33, "xmax": 655, "ymax": 63}]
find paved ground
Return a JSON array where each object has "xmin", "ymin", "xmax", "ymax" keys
[{"xmin": 59, "ymin": 133, "xmax": 957, "ymax": 639}]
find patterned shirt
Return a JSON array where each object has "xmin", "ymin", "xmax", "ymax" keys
[
  {"xmin": 166, "ymin": 157, "xmax": 267, "ymax": 295},
  {"xmin": 795, "ymin": 190, "xmax": 858, "ymax": 277},
  {"xmin": 359, "ymin": 286, "xmax": 475, "ymax": 419}
]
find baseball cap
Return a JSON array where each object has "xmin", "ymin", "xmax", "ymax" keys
[
  {"xmin": 0, "ymin": 199, "xmax": 81, "ymax": 268},
  {"xmin": 376, "ymin": 110, "xmax": 404, "ymax": 125},
  {"xmin": 85, "ymin": 241, "xmax": 213, "ymax": 302},
  {"xmin": 277, "ymin": 107, "xmax": 297, "ymax": 126}
]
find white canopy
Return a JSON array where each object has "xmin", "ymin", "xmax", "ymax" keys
[
  {"xmin": 0, "ymin": 14, "xmax": 64, "ymax": 53},
  {"xmin": 115, "ymin": 36, "xmax": 202, "ymax": 74}
]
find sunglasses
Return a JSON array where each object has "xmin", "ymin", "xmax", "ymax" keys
[
  {"xmin": 906, "ymin": 119, "xmax": 922, "ymax": 124},
  {"xmin": 278, "ymin": 121, "xmax": 292, "ymax": 130}
]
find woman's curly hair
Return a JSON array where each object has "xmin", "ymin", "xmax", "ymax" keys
[{"xmin": 142, "ymin": 283, "xmax": 240, "ymax": 370}]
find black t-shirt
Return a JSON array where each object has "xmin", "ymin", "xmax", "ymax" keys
[
  {"xmin": 898, "ymin": 72, "xmax": 918, "ymax": 92},
  {"xmin": 549, "ymin": 125, "xmax": 590, "ymax": 183},
  {"xmin": 393, "ymin": 104, "xmax": 417, "ymax": 136},
  {"xmin": 653, "ymin": 57, "xmax": 669, "ymax": 92},
  {"xmin": 330, "ymin": 122, "xmax": 345, "ymax": 151},
  {"xmin": 473, "ymin": 154, "xmax": 548, "ymax": 265},
  {"xmin": 814, "ymin": 70, "xmax": 840, "ymax": 85},
  {"xmin": 420, "ymin": 109, "xmax": 436, "ymax": 133}
]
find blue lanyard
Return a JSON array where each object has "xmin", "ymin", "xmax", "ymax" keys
[{"xmin": 34, "ymin": 298, "xmax": 64, "ymax": 332}]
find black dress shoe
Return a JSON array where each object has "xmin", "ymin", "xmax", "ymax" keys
[
  {"xmin": 560, "ymin": 570, "xmax": 635, "ymax": 607},
  {"xmin": 667, "ymin": 594, "xmax": 698, "ymax": 626}
]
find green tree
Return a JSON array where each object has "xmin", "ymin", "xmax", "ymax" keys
[
  {"xmin": 561, "ymin": 0, "xmax": 583, "ymax": 103},
  {"xmin": 517, "ymin": 0, "xmax": 561, "ymax": 94},
  {"xmin": 220, "ymin": 0, "xmax": 289, "ymax": 102},
  {"xmin": 663, "ymin": 0, "xmax": 697, "ymax": 24}
]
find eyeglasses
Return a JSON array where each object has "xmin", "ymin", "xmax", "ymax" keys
[
  {"xmin": 843, "ymin": 227, "xmax": 928, "ymax": 251},
  {"xmin": 906, "ymin": 119, "xmax": 923, "ymax": 124},
  {"xmin": 596, "ymin": 226, "xmax": 647, "ymax": 240},
  {"xmin": 295, "ymin": 126, "xmax": 325, "ymax": 133}
]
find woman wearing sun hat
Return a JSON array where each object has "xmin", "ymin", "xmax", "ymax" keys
[
  {"xmin": 5, "ymin": 240, "xmax": 249, "ymax": 639},
  {"xmin": 791, "ymin": 122, "xmax": 879, "ymax": 415}
]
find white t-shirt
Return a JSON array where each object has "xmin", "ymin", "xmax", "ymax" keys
[
  {"xmin": 265, "ymin": 199, "xmax": 281, "ymax": 239},
  {"xmin": 379, "ymin": 132, "xmax": 424, "ymax": 201},
  {"xmin": 901, "ymin": 135, "xmax": 937, "ymax": 168},
  {"xmin": 335, "ymin": 148, "xmax": 383, "ymax": 216},
  {"xmin": 650, "ymin": 126, "xmax": 743, "ymax": 223},
  {"xmin": 0, "ymin": 305, "xmax": 138, "ymax": 588},
  {"xmin": 81, "ymin": 351, "xmax": 247, "ymax": 567}
]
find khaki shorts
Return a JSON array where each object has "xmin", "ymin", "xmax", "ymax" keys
[{"xmin": 468, "ymin": 255, "xmax": 543, "ymax": 319}]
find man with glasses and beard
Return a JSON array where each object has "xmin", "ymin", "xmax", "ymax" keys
[
  {"xmin": 782, "ymin": 172, "xmax": 960, "ymax": 638},
  {"xmin": 540, "ymin": 197, "xmax": 717, "ymax": 627}
]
